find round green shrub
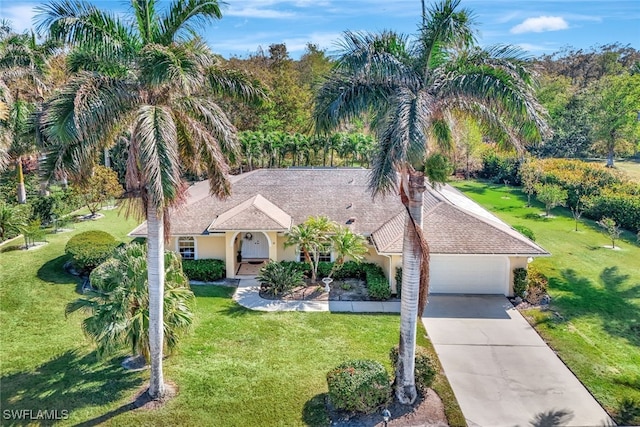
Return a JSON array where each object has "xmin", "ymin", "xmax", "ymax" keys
[
  {"xmin": 182, "ymin": 259, "xmax": 225, "ymax": 281},
  {"xmin": 326, "ymin": 360, "xmax": 391, "ymax": 414},
  {"xmin": 65, "ymin": 230, "xmax": 118, "ymax": 273},
  {"xmin": 389, "ymin": 345, "xmax": 436, "ymax": 393}
]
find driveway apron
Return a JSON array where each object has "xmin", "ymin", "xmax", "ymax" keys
[{"xmin": 422, "ymin": 295, "xmax": 613, "ymax": 427}]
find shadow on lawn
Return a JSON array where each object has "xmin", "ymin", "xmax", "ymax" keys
[
  {"xmin": 549, "ymin": 267, "xmax": 640, "ymax": 347},
  {"xmin": 37, "ymin": 254, "xmax": 77, "ymax": 285},
  {"xmin": 0, "ymin": 350, "xmax": 144, "ymax": 426}
]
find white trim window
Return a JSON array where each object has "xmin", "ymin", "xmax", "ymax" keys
[
  {"xmin": 178, "ymin": 236, "xmax": 196, "ymax": 260},
  {"xmin": 298, "ymin": 248, "xmax": 332, "ymax": 262}
]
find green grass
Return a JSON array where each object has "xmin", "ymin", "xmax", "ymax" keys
[
  {"xmin": 452, "ymin": 179, "xmax": 640, "ymax": 423},
  {"xmin": 613, "ymin": 159, "xmax": 640, "ymax": 183},
  {"xmin": 0, "ymin": 207, "xmax": 463, "ymax": 426}
]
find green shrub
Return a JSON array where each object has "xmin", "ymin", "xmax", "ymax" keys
[
  {"xmin": 389, "ymin": 345, "xmax": 436, "ymax": 393},
  {"xmin": 479, "ymin": 151, "xmax": 521, "ymax": 185},
  {"xmin": 326, "ymin": 360, "xmax": 391, "ymax": 414},
  {"xmin": 526, "ymin": 266, "xmax": 548, "ymax": 304},
  {"xmin": 586, "ymin": 190, "xmax": 640, "ymax": 233},
  {"xmin": 363, "ymin": 263, "xmax": 391, "ymax": 300},
  {"xmin": 333, "ymin": 261, "xmax": 366, "ymax": 279},
  {"xmin": 279, "ymin": 260, "xmax": 312, "ymax": 277},
  {"xmin": 317, "ymin": 261, "xmax": 333, "ymax": 278},
  {"xmin": 617, "ymin": 397, "xmax": 640, "ymax": 426},
  {"xmin": 513, "ymin": 225, "xmax": 535, "ymax": 241},
  {"xmin": 182, "ymin": 259, "xmax": 225, "ymax": 281},
  {"xmin": 395, "ymin": 267, "xmax": 402, "ymax": 297},
  {"xmin": 513, "ymin": 267, "xmax": 528, "ymax": 298},
  {"xmin": 65, "ymin": 230, "xmax": 119, "ymax": 273},
  {"xmin": 257, "ymin": 261, "xmax": 305, "ymax": 296}
]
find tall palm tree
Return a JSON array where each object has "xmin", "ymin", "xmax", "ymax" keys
[
  {"xmin": 315, "ymin": 0, "xmax": 549, "ymax": 404},
  {"xmin": 36, "ymin": 0, "xmax": 263, "ymax": 399},
  {"xmin": 0, "ymin": 22, "xmax": 56, "ymax": 198}
]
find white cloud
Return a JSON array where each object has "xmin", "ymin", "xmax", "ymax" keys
[
  {"xmin": 510, "ymin": 16, "xmax": 569, "ymax": 34},
  {"xmin": 226, "ymin": 7, "xmax": 296, "ymax": 19},
  {"xmin": 3, "ymin": 5, "xmax": 38, "ymax": 33}
]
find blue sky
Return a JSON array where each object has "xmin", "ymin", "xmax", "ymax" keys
[{"xmin": 2, "ymin": 0, "xmax": 639, "ymax": 59}]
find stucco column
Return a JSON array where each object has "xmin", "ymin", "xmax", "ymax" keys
[
  {"xmin": 225, "ymin": 232, "xmax": 236, "ymax": 278},
  {"xmin": 266, "ymin": 231, "xmax": 278, "ymax": 261}
]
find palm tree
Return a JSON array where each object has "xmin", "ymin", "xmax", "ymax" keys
[
  {"xmin": 328, "ymin": 227, "xmax": 368, "ymax": 278},
  {"xmin": 0, "ymin": 22, "xmax": 56, "ymax": 200},
  {"xmin": 36, "ymin": 0, "xmax": 263, "ymax": 399},
  {"xmin": 66, "ymin": 242, "xmax": 195, "ymax": 362},
  {"xmin": 285, "ymin": 215, "xmax": 336, "ymax": 282},
  {"xmin": 314, "ymin": 0, "xmax": 549, "ymax": 404}
]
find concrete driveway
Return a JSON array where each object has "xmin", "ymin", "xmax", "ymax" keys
[{"xmin": 422, "ymin": 295, "xmax": 614, "ymax": 427}]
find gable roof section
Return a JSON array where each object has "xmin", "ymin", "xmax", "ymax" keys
[
  {"xmin": 371, "ymin": 184, "xmax": 548, "ymax": 256},
  {"xmin": 208, "ymin": 194, "xmax": 292, "ymax": 231}
]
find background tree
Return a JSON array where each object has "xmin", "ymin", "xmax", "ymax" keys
[
  {"xmin": 315, "ymin": 0, "xmax": 548, "ymax": 404},
  {"xmin": 36, "ymin": 0, "xmax": 262, "ymax": 399},
  {"xmin": 77, "ymin": 165, "xmax": 124, "ymax": 216},
  {"xmin": 535, "ymin": 183, "xmax": 568, "ymax": 216},
  {"xmin": 0, "ymin": 22, "xmax": 56, "ymax": 202},
  {"xmin": 597, "ymin": 217, "xmax": 621, "ymax": 248},
  {"xmin": 519, "ymin": 158, "xmax": 542, "ymax": 207},
  {"xmin": 0, "ymin": 200, "xmax": 27, "ymax": 241},
  {"xmin": 66, "ymin": 242, "xmax": 194, "ymax": 363},
  {"xmin": 586, "ymin": 73, "xmax": 640, "ymax": 167}
]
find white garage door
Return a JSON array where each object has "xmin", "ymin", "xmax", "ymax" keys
[{"xmin": 430, "ymin": 255, "xmax": 508, "ymax": 295}]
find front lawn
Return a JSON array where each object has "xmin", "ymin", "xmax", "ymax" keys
[
  {"xmin": 0, "ymin": 208, "xmax": 462, "ymax": 426},
  {"xmin": 452, "ymin": 180, "xmax": 640, "ymax": 423}
]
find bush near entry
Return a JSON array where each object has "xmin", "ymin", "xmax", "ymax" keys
[{"xmin": 181, "ymin": 259, "xmax": 225, "ymax": 281}]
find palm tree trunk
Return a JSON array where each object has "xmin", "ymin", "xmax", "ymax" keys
[
  {"xmin": 395, "ymin": 172, "xmax": 425, "ymax": 405},
  {"xmin": 147, "ymin": 200, "xmax": 165, "ymax": 399},
  {"xmin": 16, "ymin": 158, "xmax": 26, "ymax": 204},
  {"xmin": 104, "ymin": 147, "xmax": 111, "ymax": 168}
]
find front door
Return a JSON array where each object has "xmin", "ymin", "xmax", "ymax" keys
[{"xmin": 241, "ymin": 232, "xmax": 269, "ymax": 259}]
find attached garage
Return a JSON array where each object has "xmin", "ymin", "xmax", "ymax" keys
[{"xmin": 430, "ymin": 255, "xmax": 509, "ymax": 295}]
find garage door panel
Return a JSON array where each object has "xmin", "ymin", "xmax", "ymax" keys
[{"xmin": 430, "ymin": 255, "xmax": 507, "ymax": 295}]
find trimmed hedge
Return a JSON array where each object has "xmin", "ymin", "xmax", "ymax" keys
[
  {"xmin": 363, "ymin": 263, "xmax": 391, "ymax": 300},
  {"xmin": 65, "ymin": 230, "xmax": 119, "ymax": 273},
  {"xmin": 513, "ymin": 267, "xmax": 528, "ymax": 298},
  {"xmin": 326, "ymin": 360, "xmax": 391, "ymax": 414},
  {"xmin": 182, "ymin": 259, "xmax": 225, "ymax": 281},
  {"xmin": 389, "ymin": 345, "xmax": 436, "ymax": 393}
]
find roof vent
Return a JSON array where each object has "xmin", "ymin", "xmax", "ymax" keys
[
  {"xmin": 348, "ymin": 178, "xmax": 354, "ymax": 184},
  {"xmin": 346, "ymin": 203, "xmax": 353, "ymax": 209},
  {"xmin": 346, "ymin": 217, "xmax": 356, "ymax": 224}
]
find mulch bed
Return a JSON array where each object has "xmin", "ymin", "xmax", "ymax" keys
[
  {"xmin": 328, "ymin": 389, "xmax": 448, "ymax": 427},
  {"xmin": 259, "ymin": 278, "xmax": 398, "ymax": 302}
]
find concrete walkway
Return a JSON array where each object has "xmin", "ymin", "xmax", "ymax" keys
[
  {"xmin": 422, "ymin": 295, "xmax": 614, "ymax": 427},
  {"xmin": 232, "ymin": 276, "xmax": 401, "ymax": 313}
]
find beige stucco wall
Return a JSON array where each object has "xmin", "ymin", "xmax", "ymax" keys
[
  {"xmin": 197, "ymin": 235, "xmax": 226, "ymax": 260},
  {"xmin": 278, "ymin": 234, "xmax": 298, "ymax": 261},
  {"xmin": 508, "ymin": 256, "xmax": 530, "ymax": 297}
]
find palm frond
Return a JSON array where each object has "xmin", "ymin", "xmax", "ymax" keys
[
  {"xmin": 157, "ymin": 0, "xmax": 223, "ymax": 45},
  {"xmin": 35, "ymin": 0, "xmax": 139, "ymax": 60},
  {"xmin": 130, "ymin": 104, "xmax": 181, "ymax": 211},
  {"xmin": 206, "ymin": 66, "xmax": 266, "ymax": 105},
  {"xmin": 132, "ymin": 0, "xmax": 160, "ymax": 44},
  {"xmin": 39, "ymin": 72, "xmax": 138, "ymax": 180}
]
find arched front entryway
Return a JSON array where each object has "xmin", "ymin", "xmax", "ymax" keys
[
  {"xmin": 240, "ymin": 232, "xmax": 269, "ymax": 260},
  {"xmin": 234, "ymin": 232, "xmax": 270, "ymax": 276}
]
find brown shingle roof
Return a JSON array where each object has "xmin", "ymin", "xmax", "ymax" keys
[
  {"xmin": 208, "ymin": 194, "xmax": 292, "ymax": 231},
  {"xmin": 129, "ymin": 168, "xmax": 548, "ymax": 256}
]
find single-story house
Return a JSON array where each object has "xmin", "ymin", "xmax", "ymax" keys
[{"xmin": 129, "ymin": 168, "xmax": 549, "ymax": 296}]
